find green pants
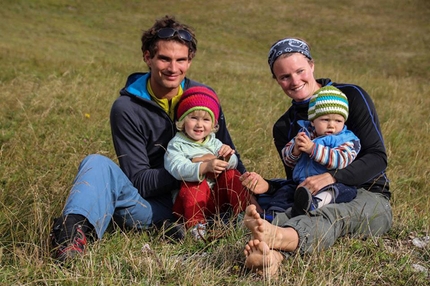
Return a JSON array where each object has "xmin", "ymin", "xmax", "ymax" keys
[{"xmin": 272, "ymin": 189, "xmax": 392, "ymax": 255}]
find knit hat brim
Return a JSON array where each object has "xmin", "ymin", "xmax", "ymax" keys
[
  {"xmin": 176, "ymin": 86, "xmax": 220, "ymax": 124},
  {"xmin": 308, "ymin": 86, "xmax": 349, "ymax": 121},
  {"xmin": 178, "ymin": 106, "xmax": 216, "ymax": 123}
]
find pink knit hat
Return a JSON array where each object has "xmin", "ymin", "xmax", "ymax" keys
[{"xmin": 176, "ymin": 86, "xmax": 220, "ymax": 123}]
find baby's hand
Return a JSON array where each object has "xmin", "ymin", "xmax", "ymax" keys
[
  {"xmin": 292, "ymin": 141, "xmax": 301, "ymax": 156},
  {"xmin": 296, "ymin": 133, "xmax": 314, "ymax": 154}
]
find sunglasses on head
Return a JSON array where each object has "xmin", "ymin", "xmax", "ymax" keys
[{"xmin": 156, "ymin": 28, "xmax": 193, "ymax": 42}]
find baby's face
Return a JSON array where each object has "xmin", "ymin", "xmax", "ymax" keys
[{"xmin": 311, "ymin": 114, "xmax": 345, "ymax": 136}]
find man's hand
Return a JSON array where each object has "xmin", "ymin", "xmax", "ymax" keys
[{"xmin": 240, "ymin": 172, "xmax": 269, "ymax": 194}]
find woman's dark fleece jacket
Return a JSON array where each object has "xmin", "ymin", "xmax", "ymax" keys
[
  {"xmin": 110, "ymin": 72, "xmax": 245, "ymax": 199},
  {"xmin": 272, "ymin": 78, "xmax": 390, "ymax": 199}
]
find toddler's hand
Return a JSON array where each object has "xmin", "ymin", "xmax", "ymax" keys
[{"xmin": 218, "ymin": 144, "xmax": 235, "ymax": 162}]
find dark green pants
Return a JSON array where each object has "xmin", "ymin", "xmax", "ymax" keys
[{"xmin": 272, "ymin": 189, "xmax": 392, "ymax": 255}]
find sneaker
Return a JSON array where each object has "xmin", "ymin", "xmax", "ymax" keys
[
  {"xmin": 50, "ymin": 215, "xmax": 89, "ymax": 262},
  {"xmin": 293, "ymin": 187, "xmax": 321, "ymax": 215},
  {"xmin": 190, "ymin": 223, "xmax": 207, "ymax": 241}
]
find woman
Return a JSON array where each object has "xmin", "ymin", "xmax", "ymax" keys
[{"xmin": 240, "ymin": 38, "xmax": 392, "ymax": 276}]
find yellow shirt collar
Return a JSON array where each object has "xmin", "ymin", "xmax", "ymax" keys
[{"xmin": 147, "ymin": 79, "xmax": 183, "ymax": 121}]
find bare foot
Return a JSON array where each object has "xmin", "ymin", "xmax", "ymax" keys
[
  {"xmin": 243, "ymin": 204, "xmax": 261, "ymax": 230},
  {"xmin": 243, "ymin": 204, "xmax": 281, "ymax": 248},
  {"xmin": 243, "ymin": 204, "xmax": 299, "ymax": 251},
  {"xmin": 244, "ymin": 239, "xmax": 284, "ymax": 276}
]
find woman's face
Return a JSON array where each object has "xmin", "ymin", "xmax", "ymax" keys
[{"xmin": 272, "ymin": 53, "xmax": 319, "ymax": 102}]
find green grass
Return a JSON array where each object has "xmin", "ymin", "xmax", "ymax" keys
[{"xmin": 1, "ymin": 0, "xmax": 429, "ymax": 285}]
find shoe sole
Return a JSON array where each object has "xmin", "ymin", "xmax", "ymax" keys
[{"xmin": 294, "ymin": 187, "xmax": 312, "ymax": 215}]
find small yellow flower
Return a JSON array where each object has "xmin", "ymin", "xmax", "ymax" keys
[{"xmin": 85, "ymin": 113, "xmax": 91, "ymax": 119}]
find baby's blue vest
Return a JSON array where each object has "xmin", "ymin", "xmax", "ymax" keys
[{"xmin": 293, "ymin": 120, "xmax": 359, "ymax": 183}]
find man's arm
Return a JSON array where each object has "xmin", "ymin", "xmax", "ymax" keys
[{"xmin": 110, "ymin": 95, "xmax": 179, "ymax": 198}]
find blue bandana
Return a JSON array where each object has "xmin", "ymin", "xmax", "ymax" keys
[{"xmin": 268, "ymin": 38, "xmax": 312, "ymax": 71}]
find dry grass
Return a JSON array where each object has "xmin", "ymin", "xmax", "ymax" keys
[{"xmin": 1, "ymin": 0, "xmax": 429, "ymax": 285}]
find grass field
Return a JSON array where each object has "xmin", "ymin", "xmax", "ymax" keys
[{"xmin": 1, "ymin": 0, "xmax": 429, "ymax": 285}]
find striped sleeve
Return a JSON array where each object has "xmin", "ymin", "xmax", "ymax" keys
[
  {"xmin": 282, "ymin": 139, "xmax": 301, "ymax": 168},
  {"xmin": 310, "ymin": 139, "xmax": 360, "ymax": 169}
]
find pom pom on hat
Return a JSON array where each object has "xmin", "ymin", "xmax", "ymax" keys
[
  {"xmin": 176, "ymin": 86, "xmax": 220, "ymax": 124},
  {"xmin": 308, "ymin": 86, "xmax": 349, "ymax": 121}
]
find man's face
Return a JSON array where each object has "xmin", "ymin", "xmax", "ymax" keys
[{"xmin": 144, "ymin": 40, "xmax": 192, "ymax": 99}]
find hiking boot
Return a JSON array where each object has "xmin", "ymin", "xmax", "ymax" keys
[
  {"xmin": 293, "ymin": 187, "xmax": 321, "ymax": 215},
  {"xmin": 50, "ymin": 215, "xmax": 90, "ymax": 262},
  {"xmin": 52, "ymin": 226, "xmax": 87, "ymax": 262}
]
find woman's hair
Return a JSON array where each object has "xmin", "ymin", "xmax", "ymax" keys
[{"xmin": 176, "ymin": 110, "xmax": 219, "ymax": 133}]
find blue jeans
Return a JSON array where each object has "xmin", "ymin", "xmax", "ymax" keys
[{"xmin": 62, "ymin": 154, "xmax": 174, "ymax": 239}]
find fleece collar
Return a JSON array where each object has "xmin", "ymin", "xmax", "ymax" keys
[{"xmin": 125, "ymin": 73, "xmax": 186, "ymax": 100}]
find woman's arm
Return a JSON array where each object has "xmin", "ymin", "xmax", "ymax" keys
[{"xmin": 331, "ymin": 84, "xmax": 388, "ymax": 188}]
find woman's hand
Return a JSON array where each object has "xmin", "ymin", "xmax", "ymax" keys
[{"xmin": 298, "ymin": 173, "xmax": 336, "ymax": 195}]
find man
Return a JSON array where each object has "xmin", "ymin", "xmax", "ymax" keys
[{"xmin": 50, "ymin": 15, "xmax": 244, "ymax": 262}]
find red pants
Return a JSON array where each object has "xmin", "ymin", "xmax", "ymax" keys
[{"xmin": 172, "ymin": 169, "xmax": 250, "ymax": 228}]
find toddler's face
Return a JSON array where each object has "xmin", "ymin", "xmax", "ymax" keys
[{"xmin": 183, "ymin": 110, "xmax": 213, "ymax": 142}]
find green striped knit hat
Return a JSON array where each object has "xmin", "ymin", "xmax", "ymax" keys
[{"xmin": 308, "ymin": 86, "xmax": 349, "ymax": 121}]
